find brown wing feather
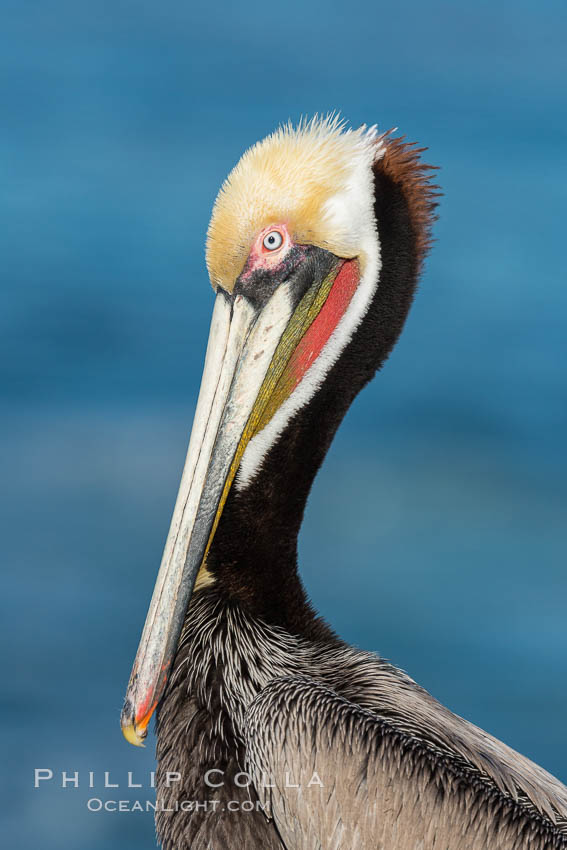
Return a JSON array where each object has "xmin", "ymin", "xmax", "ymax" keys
[{"xmin": 245, "ymin": 676, "xmax": 567, "ymax": 850}]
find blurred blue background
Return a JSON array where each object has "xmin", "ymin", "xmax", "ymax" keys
[{"xmin": 1, "ymin": 1, "xmax": 566, "ymax": 847}]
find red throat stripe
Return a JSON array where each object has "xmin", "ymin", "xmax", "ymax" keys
[{"xmin": 288, "ymin": 259, "xmax": 359, "ymax": 389}]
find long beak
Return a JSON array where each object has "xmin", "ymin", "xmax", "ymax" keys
[{"xmin": 121, "ymin": 254, "xmax": 347, "ymax": 746}]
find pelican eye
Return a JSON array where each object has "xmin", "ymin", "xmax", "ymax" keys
[{"xmin": 263, "ymin": 230, "xmax": 283, "ymax": 251}]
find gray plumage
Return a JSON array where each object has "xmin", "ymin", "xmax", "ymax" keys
[{"xmin": 156, "ymin": 592, "xmax": 567, "ymax": 849}]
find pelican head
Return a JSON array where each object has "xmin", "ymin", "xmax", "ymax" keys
[{"xmin": 121, "ymin": 116, "xmax": 435, "ymax": 746}]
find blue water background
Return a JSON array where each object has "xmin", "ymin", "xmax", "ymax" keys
[{"xmin": 1, "ymin": 1, "xmax": 566, "ymax": 847}]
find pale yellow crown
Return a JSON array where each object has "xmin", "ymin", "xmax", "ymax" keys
[{"xmin": 206, "ymin": 116, "xmax": 382, "ymax": 292}]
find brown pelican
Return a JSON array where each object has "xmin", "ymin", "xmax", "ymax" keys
[{"xmin": 121, "ymin": 116, "xmax": 567, "ymax": 849}]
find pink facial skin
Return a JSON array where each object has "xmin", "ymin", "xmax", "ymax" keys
[{"xmin": 241, "ymin": 223, "xmax": 293, "ymax": 278}]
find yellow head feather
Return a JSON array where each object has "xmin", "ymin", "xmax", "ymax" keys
[{"xmin": 206, "ymin": 116, "xmax": 382, "ymax": 292}]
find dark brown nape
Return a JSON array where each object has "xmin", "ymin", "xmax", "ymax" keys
[
  {"xmin": 375, "ymin": 132, "xmax": 440, "ymax": 272},
  {"xmin": 206, "ymin": 137, "xmax": 440, "ymax": 636}
]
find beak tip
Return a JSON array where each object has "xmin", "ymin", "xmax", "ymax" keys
[
  {"xmin": 121, "ymin": 720, "xmax": 147, "ymax": 747},
  {"xmin": 121, "ymin": 696, "xmax": 149, "ymax": 747}
]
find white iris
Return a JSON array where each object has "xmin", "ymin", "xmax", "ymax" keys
[{"xmin": 263, "ymin": 230, "xmax": 283, "ymax": 251}]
